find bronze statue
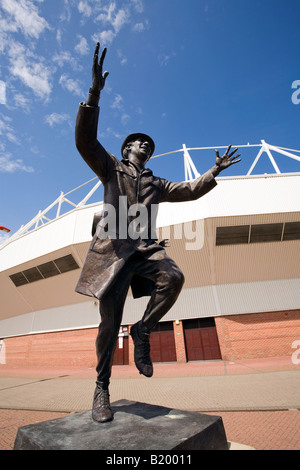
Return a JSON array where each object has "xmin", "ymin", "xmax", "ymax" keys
[{"xmin": 75, "ymin": 43, "xmax": 241, "ymax": 423}]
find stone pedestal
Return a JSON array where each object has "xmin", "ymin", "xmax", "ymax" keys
[{"xmin": 14, "ymin": 400, "xmax": 228, "ymax": 450}]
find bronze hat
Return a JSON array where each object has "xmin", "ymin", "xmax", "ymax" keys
[{"xmin": 121, "ymin": 133, "xmax": 155, "ymax": 158}]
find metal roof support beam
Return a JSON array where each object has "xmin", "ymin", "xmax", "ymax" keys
[
  {"xmin": 182, "ymin": 144, "xmax": 200, "ymax": 181},
  {"xmin": 268, "ymin": 144, "xmax": 300, "ymax": 163},
  {"xmin": 247, "ymin": 145, "xmax": 264, "ymax": 175},
  {"xmin": 262, "ymin": 140, "xmax": 281, "ymax": 174},
  {"xmin": 56, "ymin": 192, "xmax": 64, "ymax": 219},
  {"xmin": 77, "ymin": 180, "xmax": 102, "ymax": 207},
  {"xmin": 247, "ymin": 140, "xmax": 300, "ymax": 175},
  {"xmin": 247, "ymin": 140, "xmax": 280, "ymax": 175}
]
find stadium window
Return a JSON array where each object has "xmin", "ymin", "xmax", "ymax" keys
[
  {"xmin": 216, "ymin": 221, "xmax": 300, "ymax": 246},
  {"xmin": 250, "ymin": 223, "xmax": 283, "ymax": 243},
  {"xmin": 216, "ymin": 225, "xmax": 250, "ymax": 246},
  {"xmin": 282, "ymin": 222, "xmax": 300, "ymax": 241},
  {"xmin": 54, "ymin": 254, "xmax": 79, "ymax": 273},
  {"xmin": 9, "ymin": 271, "xmax": 29, "ymax": 287},
  {"xmin": 37, "ymin": 261, "xmax": 60, "ymax": 278},
  {"xmin": 9, "ymin": 254, "xmax": 79, "ymax": 287},
  {"xmin": 22, "ymin": 267, "xmax": 43, "ymax": 283}
]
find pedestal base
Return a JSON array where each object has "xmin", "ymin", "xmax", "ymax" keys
[{"xmin": 14, "ymin": 399, "xmax": 228, "ymax": 450}]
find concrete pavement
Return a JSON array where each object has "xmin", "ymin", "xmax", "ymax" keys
[
  {"xmin": 1, "ymin": 357, "xmax": 300, "ymax": 450},
  {"xmin": 0, "ymin": 369, "xmax": 299, "ymax": 413},
  {"xmin": 1, "ymin": 357, "xmax": 299, "ymax": 413}
]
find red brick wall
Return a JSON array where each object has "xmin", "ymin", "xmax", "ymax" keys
[
  {"xmin": 4, "ymin": 328, "xmax": 98, "ymax": 368},
  {"xmin": 3, "ymin": 322, "xmax": 186, "ymax": 367},
  {"xmin": 3, "ymin": 311, "xmax": 299, "ymax": 366},
  {"xmin": 215, "ymin": 309, "xmax": 300, "ymax": 361}
]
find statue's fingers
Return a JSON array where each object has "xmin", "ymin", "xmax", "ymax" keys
[
  {"xmin": 93, "ymin": 43, "xmax": 100, "ymax": 72},
  {"xmin": 99, "ymin": 47, "xmax": 107, "ymax": 68},
  {"xmin": 103, "ymin": 71, "xmax": 109, "ymax": 83},
  {"xmin": 225, "ymin": 144, "xmax": 232, "ymax": 155},
  {"xmin": 229, "ymin": 148, "xmax": 238, "ymax": 158},
  {"xmin": 94, "ymin": 42, "xmax": 100, "ymax": 59},
  {"xmin": 230, "ymin": 155, "xmax": 241, "ymax": 164},
  {"xmin": 215, "ymin": 149, "xmax": 220, "ymax": 158}
]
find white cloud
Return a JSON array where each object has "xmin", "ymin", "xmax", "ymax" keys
[
  {"xmin": 59, "ymin": 74, "xmax": 83, "ymax": 96},
  {"xmin": 14, "ymin": 93, "xmax": 30, "ymax": 111},
  {"xmin": 95, "ymin": 2, "xmax": 129, "ymax": 44},
  {"xmin": 93, "ymin": 30, "xmax": 116, "ymax": 45},
  {"xmin": 130, "ymin": 0, "xmax": 144, "ymax": 13},
  {"xmin": 6, "ymin": 132, "xmax": 20, "ymax": 145},
  {"xmin": 0, "ymin": 115, "xmax": 19, "ymax": 143},
  {"xmin": 121, "ymin": 113, "xmax": 130, "ymax": 125},
  {"xmin": 111, "ymin": 93, "xmax": 124, "ymax": 111},
  {"xmin": 59, "ymin": 0, "xmax": 71, "ymax": 23},
  {"xmin": 112, "ymin": 8, "xmax": 129, "ymax": 33},
  {"xmin": 45, "ymin": 112, "xmax": 70, "ymax": 127},
  {"xmin": 132, "ymin": 20, "xmax": 149, "ymax": 33},
  {"xmin": 52, "ymin": 50, "xmax": 82, "ymax": 71},
  {"xmin": 52, "ymin": 50, "xmax": 73, "ymax": 67},
  {"xmin": 117, "ymin": 50, "xmax": 127, "ymax": 66},
  {"xmin": 78, "ymin": 0, "xmax": 92, "ymax": 18},
  {"xmin": 7, "ymin": 42, "xmax": 53, "ymax": 101},
  {"xmin": 110, "ymin": 93, "xmax": 131, "ymax": 126},
  {"xmin": 75, "ymin": 35, "xmax": 89, "ymax": 55},
  {"xmin": 100, "ymin": 127, "xmax": 122, "ymax": 140},
  {"xmin": 96, "ymin": 2, "xmax": 116, "ymax": 24},
  {"xmin": 9, "ymin": 55, "xmax": 52, "ymax": 100},
  {"xmin": 0, "ymin": 114, "xmax": 33, "ymax": 172},
  {"xmin": 0, "ymin": 81, "xmax": 6, "ymax": 104},
  {"xmin": 158, "ymin": 51, "xmax": 176, "ymax": 67},
  {"xmin": 0, "ymin": 0, "xmax": 50, "ymax": 39},
  {"xmin": 0, "ymin": 152, "xmax": 34, "ymax": 173},
  {"xmin": 56, "ymin": 28, "xmax": 62, "ymax": 45}
]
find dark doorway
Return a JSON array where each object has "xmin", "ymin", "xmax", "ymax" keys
[
  {"xmin": 150, "ymin": 321, "xmax": 177, "ymax": 363},
  {"xmin": 112, "ymin": 335, "xmax": 129, "ymax": 365},
  {"xmin": 183, "ymin": 318, "xmax": 221, "ymax": 361}
]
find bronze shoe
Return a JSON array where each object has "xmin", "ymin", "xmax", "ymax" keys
[
  {"xmin": 92, "ymin": 384, "xmax": 113, "ymax": 423},
  {"xmin": 130, "ymin": 322, "xmax": 153, "ymax": 377}
]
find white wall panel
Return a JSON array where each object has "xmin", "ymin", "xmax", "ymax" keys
[{"xmin": 2, "ymin": 278, "xmax": 298, "ymax": 338}]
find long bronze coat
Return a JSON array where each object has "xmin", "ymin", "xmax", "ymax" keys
[{"xmin": 75, "ymin": 103, "xmax": 217, "ymax": 300}]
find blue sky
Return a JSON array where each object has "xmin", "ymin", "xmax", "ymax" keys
[{"xmin": 0, "ymin": 0, "xmax": 300, "ymax": 239}]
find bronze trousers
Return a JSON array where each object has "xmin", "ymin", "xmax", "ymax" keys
[{"xmin": 95, "ymin": 252, "xmax": 184, "ymax": 388}]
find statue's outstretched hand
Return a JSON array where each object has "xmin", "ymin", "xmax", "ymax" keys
[
  {"xmin": 214, "ymin": 145, "xmax": 241, "ymax": 174},
  {"xmin": 91, "ymin": 42, "xmax": 109, "ymax": 94}
]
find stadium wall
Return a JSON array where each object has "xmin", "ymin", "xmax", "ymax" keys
[
  {"xmin": 215, "ymin": 309, "xmax": 300, "ymax": 360},
  {"xmin": 1, "ymin": 309, "xmax": 299, "ymax": 367}
]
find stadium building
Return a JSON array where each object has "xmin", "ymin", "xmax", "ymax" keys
[{"xmin": 0, "ymin": 141, "xmax": 300, "ymax": 368}]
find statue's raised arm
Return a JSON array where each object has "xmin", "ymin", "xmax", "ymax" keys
[{"xmin": 86, "ymin": 42, "xmax": 109, "ymax": 107}]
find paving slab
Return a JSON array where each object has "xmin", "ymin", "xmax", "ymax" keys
[{"xmin": 1, "ymin": 370, "xmax": 299, "ymax": 413}]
